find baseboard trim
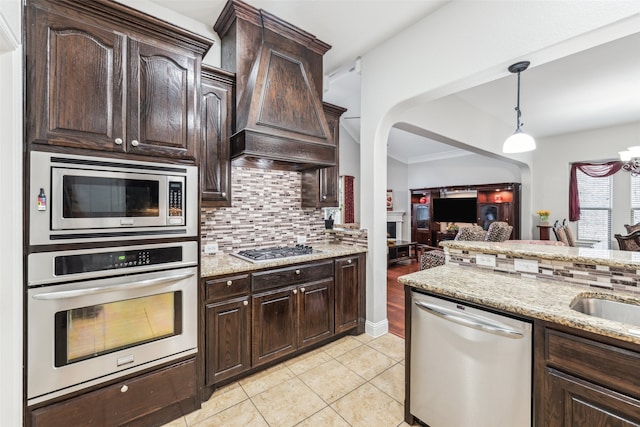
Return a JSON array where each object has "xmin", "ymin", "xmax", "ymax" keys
[{"xmin": 365, "ymin": 319, "xmax": 389, "ymax": 337}]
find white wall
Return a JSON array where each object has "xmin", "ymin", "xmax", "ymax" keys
[
  {"xmin": 0, "ymin": 1, "xmax": 22, "ymax": 424},
  {"xmin": 387, "ymin": 157, "xmax": 410, "ymax": 240},
  {"xmin": 115, "ymin": 0, "xmax": 220, "ymax": 66},
  {"xmin": 359, "ymin": 1, "xmax": 640, "ymax": 336},
  {"xmin": 338, "ymin": 122, "xmax": 361, "ymax": 223},
  {"xmin": 532, "ymin": 122, "xmax": 640, "ymax": 246}
]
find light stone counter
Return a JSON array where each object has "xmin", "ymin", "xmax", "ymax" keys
[
  {"xmin": 441, "ymin": 240, "xmax": 640, "ymax": 269},
  {"xmin": 201, "ymin": 243, "xmax": 366, "ymax": 278},
  {"xmin": 398, "ymin": 265, "xmax": 640, "ymax": 345}
]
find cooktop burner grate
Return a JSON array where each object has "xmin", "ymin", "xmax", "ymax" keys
[{"xmin": 232, "ymin": 245, "xmax": 316, "ymax": 263}]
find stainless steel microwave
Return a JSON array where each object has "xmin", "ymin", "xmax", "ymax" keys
[{"xmin": 29, "ymin": 151, "xmax": 198, "ymax": 245}]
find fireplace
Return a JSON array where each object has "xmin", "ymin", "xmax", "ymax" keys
[
  {"xmin": 387, "ymin": 222, "xmax": 397, "ymax": 239},
  {"xmin": 387, "ymin": 211, "xmax": 405, "ymax": 241}
]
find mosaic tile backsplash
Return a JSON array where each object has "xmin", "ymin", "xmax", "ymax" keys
[{"xmin": 201, "ymin": 166, "xmax": 327, "ymax": 254}]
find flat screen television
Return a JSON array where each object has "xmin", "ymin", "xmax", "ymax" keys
[{"xmin": 432, "ymin": 197, "xmax": 478, "ymax": 224}]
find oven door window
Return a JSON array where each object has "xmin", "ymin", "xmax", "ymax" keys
[
  {"xmin": 62, "ymin": 175, "xmax": 160, "ymax": 219},
  {"xmin": 54, "ymin": 292, "xmax": 182, "ymax": 366}
]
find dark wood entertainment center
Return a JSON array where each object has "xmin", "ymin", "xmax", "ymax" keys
[{"xmin": 410, "ymin": 182, "xmax": 521, "ymax": 246}]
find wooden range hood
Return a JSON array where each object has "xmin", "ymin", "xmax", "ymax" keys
[{"xmin": 214, "ymin": 0, "xmax": 335, "ymax": 171}]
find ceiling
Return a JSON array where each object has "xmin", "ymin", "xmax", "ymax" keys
[{"xmin": 151, "ymin": 0, "xmax": 640, "ymax": 164}]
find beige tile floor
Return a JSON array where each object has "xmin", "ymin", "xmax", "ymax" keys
[{"xmin": 162, "ymin": 333, "xmax": 410, "ymax": 427}]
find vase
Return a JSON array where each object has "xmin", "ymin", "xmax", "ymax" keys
[
  {"xmin": 324, "ymin": 219, "xmax": 334, "ymax": 229},
  {"xmin": 539, "ymin": 215, "xmax": 549, "ymax": 225}
]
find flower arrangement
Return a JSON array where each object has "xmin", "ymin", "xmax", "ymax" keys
[{"xmin": 536, "ymin": 210, "xmax": 550, "ymax": 223}]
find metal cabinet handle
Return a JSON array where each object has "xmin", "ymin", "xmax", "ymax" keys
[
  {"xmin": 120, "ymin": 385, "xmax": 128, "ymax": 393},
  {"xmin": 322, "ymin": 195, "xmax": 327, "ymax": 200},
  {"xmin": 295, "ymin": 269, "xmax": 300, "ymax": 275},
  {"xmin": 300, "ymin": 287, "xmax": 305, "ymax": 293},
  {"xmin": 414, "ymin": 300, "xmax": 524, "ymax": 339},
  {"xmin": 131, "ymin": 140, "xmax": 140, "ymax": 147},
  {"xmin": 243, "ymin": 300, "xmax": 248, "ymax": 306},
  {"xmin": 221, "ymin": 192, "xmax": 226, "ymax": 197},
  {"xmin": 347, "ymin": 259, "xmax": 352, "ymax": 264},
  {"xmin": 226, "ymin": 280, "xmax": 233, "ymax": 287},
  {"xmin": 293, "ymin": 289, "xmax": 298, "ymax": 294},
  {"xmin": 114, "ymin": 138, "xmax": 123, "ymax": 145}
]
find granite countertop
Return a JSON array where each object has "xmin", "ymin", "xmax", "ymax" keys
[
  {"xmin": 441, "ymin": 240, "xmax": 640, "ymax": 269},
  {"xmin": 201, "ymin": 243, "xmax": 366, "ymax": 278},
  {"xmin": 398, "ymin": 265, "xmax": 640, "ymax": 345}
]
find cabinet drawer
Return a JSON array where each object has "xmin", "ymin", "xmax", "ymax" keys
[
  {"xmin": 252, "ymin": 260, "xmax": 333, "ymax": 292},
  {"xmin": 205, "ymin": 274, "xmax": 250, "ymax": 302},
  {"xmin": 30, "ymin": 359, "xmax": 196, "ymax": 427},
  {"xmin": 546, "ymin": 329, "xmax": 640, "ymax": 398}
]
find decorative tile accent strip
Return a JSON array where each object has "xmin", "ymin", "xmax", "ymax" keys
[{"xmin": 446, "ymin": 248, "xmax": 640, "ymax": 295}]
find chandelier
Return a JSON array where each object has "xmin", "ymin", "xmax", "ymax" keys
[{"xmin": 619, "ymin": 146, "xmax": 640, "ymax": 176}]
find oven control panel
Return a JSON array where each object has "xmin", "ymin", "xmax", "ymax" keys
[{"xmin": 54, "ymin": 246, "xmax": 183, "ymax": 276}]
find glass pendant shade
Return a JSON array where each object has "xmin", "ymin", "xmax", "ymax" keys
[
  {"xmin": 503, "ymin": 129, "xmax": 536, "ymax": 153},
  {"xmin": 502, "ymin": 61, "xmax": 535, "ymax": 154}
]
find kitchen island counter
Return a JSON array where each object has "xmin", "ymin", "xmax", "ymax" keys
[
  {"xmin": 201, "ymin": 243, "xmax": 366, "ymax": 278},
  {"xmin": 398, "ymin": 264, "xmax": 640, "ymax": 345}
]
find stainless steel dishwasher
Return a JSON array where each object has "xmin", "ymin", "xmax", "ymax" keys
[{"xmin": 410, "ymin": 291, "xmax": 532, "ymax": 427}]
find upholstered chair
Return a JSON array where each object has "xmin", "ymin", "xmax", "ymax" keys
[
  {"xmin": 614, "ymin": 230, "xmax": 640, "ymax": 251},
  {"xmin": 484, "ymin": 221, "xmax": 513, "ymax": 242},
  {"xmin": 624, "ymin": 222, "xmax": 640, "ymax": 234},
  {"xmin": 420, "ymin": 225, "xmax": 490, "ymax": 270}
]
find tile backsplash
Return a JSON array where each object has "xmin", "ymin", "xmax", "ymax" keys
[{"xmin": 201, "ymin": 166, "xmax": 327, "ymax": 254}]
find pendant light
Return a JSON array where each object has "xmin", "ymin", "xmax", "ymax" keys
[{"xmin": 502, "ymin": 61, "xmax": 536, "ymax": 153}]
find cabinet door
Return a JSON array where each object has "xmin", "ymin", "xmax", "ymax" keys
[
  {"xmin": 335, "ymin": 256, "xmax": 360, "ymax": 334},
  {"xmin": 27, "ymin": 6, "xmax": 125, "ymax": 151},
  {"xmin": 205, "ymin": 297, "xmax": 251, "ymax": 385},
  {"xmin": 200, "ymin": 68, "xmax": 233, "ymax": 206},
  {"xmin": 544, "ymin": 368, "xmax": 640, "ymax": 426},
  {"xmin": 298, "ymin": 278, "xmax": 334, "ymax": 348},
  {"xmin": 127, "ymin": 39, "xmax": 197, "ymax": 160},
  {"xmin": 252, "ymin": 288, "xmax": 297, "ymax": 366}
]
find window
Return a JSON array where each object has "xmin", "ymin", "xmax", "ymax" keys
[
  {"xmin": 632, "ymin": 174, "xmax": 640, "ymax": 224},
  {"xmin": 576, "ymin": 170, "xmax": 612, "ymax": 248}
]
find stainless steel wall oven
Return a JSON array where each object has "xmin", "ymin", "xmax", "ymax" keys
[{"xmin": 26, "ymin": 241, "xmax": 198, "ymax": 405}]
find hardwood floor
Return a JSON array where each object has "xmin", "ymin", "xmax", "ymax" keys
[{"xmin": 387, "ymin": 259, "xmax": 420, "ymax": 339}]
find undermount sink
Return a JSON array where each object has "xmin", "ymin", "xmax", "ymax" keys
[{"xmin": 570, "ymin": 295, "xmax": 640, "ymax": 328}]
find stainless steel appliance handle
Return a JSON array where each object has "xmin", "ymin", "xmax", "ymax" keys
[
  {"xmin": 415, "ymin": 300, "xmax": 524, "ymax": 339},
  {"xmin": 33, "ymin": 272, "xmax": 195, "ymax": 300}
]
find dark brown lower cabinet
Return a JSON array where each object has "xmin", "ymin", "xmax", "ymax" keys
[
  {"xmin": 29, "ymin": 359, "xmax": 197, "ymax": 427},
  {"xmin": 539, "ymin": 326, "xmax": 640, "ymax": 426},
  {"xmin": 204, "ymin": 254, "xmax": 365, "ymax": 392},
  {"xmin": 252, "ymin": 287, "xmax": 297, "ymax": 366},
  {"xmin": 252, "ymin": 278, "xmax": 335, "ymax": 366},
  {"xmin": 298, "ymin": 278, "xmax": 334, "ymax": 347},
  {"xmin": 205, "ymin": 296, "xmax": 251, "ymax": 385},
  {"xmin": 545, "ymin": 368, "xmax": 640, "ymax": 426},
  {"xmin": 334, "ymin": 255, "xmax": 361, "ymax": 333}
]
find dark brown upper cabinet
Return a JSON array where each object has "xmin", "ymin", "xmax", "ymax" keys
[
  {"xmin": 200, "ymin": 66, "xmax": 235, "ymax": 207},
  {"xmin": 214, "ymin": 0, "xmax": 336, "ymax": 171},
  {"xmin": 25, "ymin": 0, "xmax": 212, "ymax": 162},
  {"xmin": 302, "ymin": 102, "xmax": 347, "ymax": 208}
]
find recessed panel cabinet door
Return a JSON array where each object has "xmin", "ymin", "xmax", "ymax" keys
[
  {"xmin": 200, "ymin": 67, "xmax": 233, "ymax": 206},
  {"xmin": 205, "ymin": 297, "xmax": 251, "ymax": 385},
  {"xmin": 252, "ymin": 288, "xmax": 297, "ymax": 366},
  {"xmin": 27, "ymin": 6, "xmax": 125, "ymax": 151},
  {"xmin": 335, "ymin": 256, "xmax": 360, "ymax": 333},
  {"xmin": 298, "ymin": 278, "xmax": 334, "ymax": 348},
  {"xmin": 128, "ymin": 39, "xmax": 197, "ymax": 160}
]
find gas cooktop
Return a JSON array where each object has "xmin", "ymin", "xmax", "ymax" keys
[{"xmin": 232, "ymin": 245, "xmax": 318, "ymax": 263}]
